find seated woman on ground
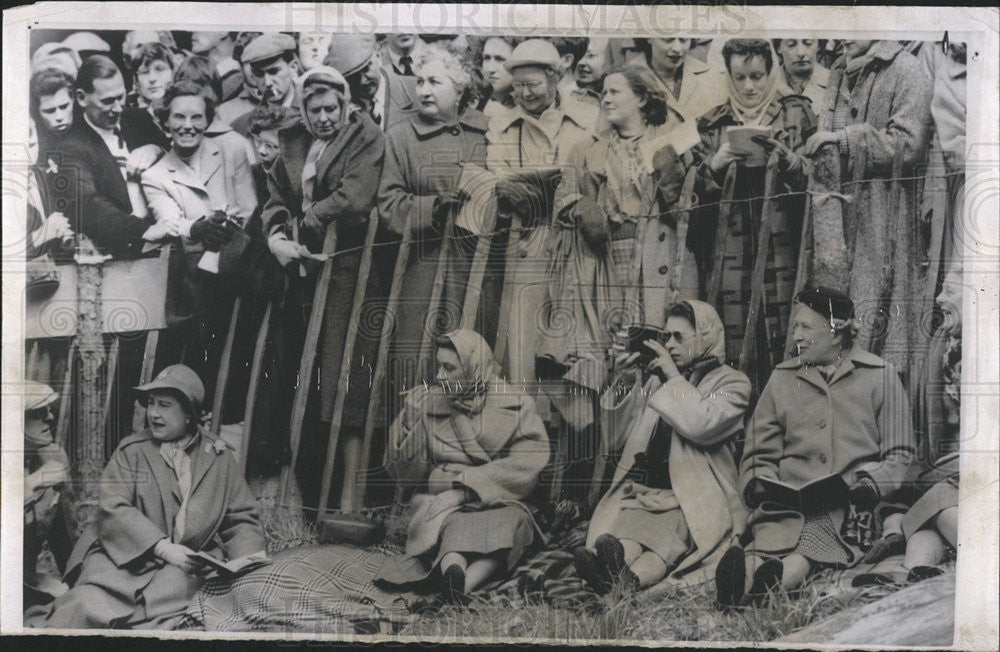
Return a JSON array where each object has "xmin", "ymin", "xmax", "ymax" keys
[
  {"xmin": 25, "ymin": 364, "xmax": 266, "ymax": 630},
  {"xmin": 374, "ymin": 329, "xmax": 550, "ymax": 603},
  {"xmin": 717, "ymin": 287, "xmax": 916, "ymax": 608},
  {"xmin": 575, "ymin": 300, "xmax": 751, "ymax": 594}
]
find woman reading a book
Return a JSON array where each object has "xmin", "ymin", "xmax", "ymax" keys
[
  {"xmin": 574, "ymin": 300, "xmax": 751, "ymax": 594},
  {"xmin": 374, "ymin": 329, "xmax": 550, "ymax": 602},
  {"xmin": 26, "ymin": 365, "xmax": 266, "ymax": 630},
  {"xmin": 691, "ymin": 38, "xmax": 816, "ymax": 390},
  {"xmin": 715, "ymin": 288, "xmax": 916, "ymax": 607}
]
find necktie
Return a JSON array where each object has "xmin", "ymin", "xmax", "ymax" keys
[
  {"xmin": 399, "ymin": 54, "xmax": 413, "ymax": 76},
  {"xmin": 112, "ymin": 126, "xmax": 125, "ymax": 149}
]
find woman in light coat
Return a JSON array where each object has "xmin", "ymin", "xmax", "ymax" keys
[
  {"xmin": 374, "ymin": 329, "xmax": 550, "ymax": 602},
  {"xmin": 25, "ymin": 365, "xmax": 266, "ymax": 630},
  {"xmin": 717, "ymin": 287, "xmax": 916, "ymax": 607},
  {"xmin": 575, "ymin": 300, "xmax": 751, "ymax": 593},
  {"xmin": 141, "ymin": 80, "xmax": 256, "ymax": 390}
]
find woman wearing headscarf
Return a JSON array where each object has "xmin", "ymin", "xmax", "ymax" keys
[
  {"xmin": 257, "ymin": 66, "xmax": 385, "ymax": 494},
  {"xmin": 25, "ymin": 365, "xmax": 266, "ymax": 630},
  {"xmin": 377, "ymin": 45, "xmax": 490, "ymax": 422},
  {"xmin": 375, "ymin": 329, "xmax": 550, "ymax": 602},
  {"xmin": 574, "ymin": 301, "xmax": 751, "ymax": 593},
  {"xmin": 691, "ymin": 38, "xmax": 816, "ymax": 391}
]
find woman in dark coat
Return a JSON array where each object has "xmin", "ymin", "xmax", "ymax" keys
[
  {"xmin": 25, "ymin": 365, "xmax": 266, "ymax": 630},
  {"xmin": 374, "ymin": 329, "xmax": 550, "ymax": 601},
  {"xmin": 377, "ymin": 45, "xmax": 489, "ymax": 423},
  {"xmin": 258, "ymin": 66, "xmax": 385, "ymax": 498},
  {"xmin": 692, "ymin": 38, "xmax": 816, "ymax": 391}
]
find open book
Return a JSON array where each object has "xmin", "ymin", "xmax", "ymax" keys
[
  {"xmin": 747, "ymin": 473, "xmax": 849, "ymax": 511},
  {"xmin": 724, "ymin": 125, "xmax": 776, "ymax": 168},
  {"xmin": 187, "ymin": 551, "xmax": 271, "ymax": 577}
]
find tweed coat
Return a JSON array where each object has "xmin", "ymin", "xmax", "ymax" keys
[
  {"xmin": 818, "ymin": 41, "xmax": 933, "ymax": 378},
  {"xmin": 25, "ymin": 429, "xmax": 265, "ymax": 629}
]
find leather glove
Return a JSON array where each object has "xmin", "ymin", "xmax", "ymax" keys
[
  {"xmin": 496, "ymin": 179, "xmax": 545, "ymax": 228},
  {"xmin": 652, "ymin": 144, "xmax": 684, "ymax": 213},
  {"xmin": 849, "ymin": 477, "xmax": 880, "ymax": 512},
  {"xmin": 189, "ymin": 217, "xmax": 233, "ymax": 251},
  {"xmin": 573, "ymin": 195, "xmax": 609, "ymax": 255},
  {"xmin": 432, "ymin": 189, "xmax": 468, "ymax": 232}
]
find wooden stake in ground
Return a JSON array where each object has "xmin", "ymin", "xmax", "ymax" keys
[
  {"xmin": 279, "ymin": 224, "xmax": 339, "ymax": 506},
  {"xmin": 739, "ymin": 151, "xmax": 781, "ymax": 376},
  {"xmin": 705, "ymin": 162, "xmax": 738, "ymax": 308},
  {"xmin": 210, "ymin": 296, "xmax": 242, "ymax": 435},
  {"xmin": 667, "ymin": 167, "xmax": 699, "ymax": 307},
  {"xmin": 319, "ymin": 210, "xmax": 379, "ymax": 514},
  {"xmin": 69, "ymin": 238, "xmax": 110, "ymax": 539},
  {"xmin": 352, "ymin": 208, "xmax": 418, "ymax": 514},
  {"xmin": 239, "ymin": 301, "xmax": 273, "ymax": 473},
  {"xmin": 785, "ymin": 169, "xmax": 815, "ymax": 357}
]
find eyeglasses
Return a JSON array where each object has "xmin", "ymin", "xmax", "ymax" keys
[{"xmin": 512, "ymin": 80, "xmax": 545, "ymax": 92}]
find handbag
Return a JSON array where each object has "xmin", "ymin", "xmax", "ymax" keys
[{"xmin": 26, "ymin": 254, "xmax": 60, "ymax": 302}]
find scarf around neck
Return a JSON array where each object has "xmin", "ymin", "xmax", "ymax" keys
[
  {"xmin": 436, "ymin": 329, "xmax": 499, "ymax": 415},
  {"xmin": 726, "ymin": 60, "xmax": 781, "ymax": 126}
]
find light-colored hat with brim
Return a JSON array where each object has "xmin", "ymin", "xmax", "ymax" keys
[
  {"xmin": 24, "ymin": 381, "xmax": 59, "ymax": 412},
  {"xmin": 503, "ymin": 39, "xmax": 561, "ymax": 72},
  {"xmin": 61, "ymin": 31, "xmax": 111, "ymax": 54},
  {"xmin": 135, "ymin": 364, "xmax": 205, "ymax": 413}
]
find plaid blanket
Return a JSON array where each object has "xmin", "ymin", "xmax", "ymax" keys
[{"xmin": 178, "ymin": 544, "xmax": 419, "ymax": 633}]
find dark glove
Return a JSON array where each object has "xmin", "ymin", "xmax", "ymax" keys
[
  {"xmin": 652, "ymin": 144, "xmax": 684, "ymax": 213},
  {"xmin": 432, "ymin": 189, "xmax": 468, "ymax": 232},
  {"xmin": 849, "ymin": 477, "xmax": 880, "ymax": 512},
  {"xmin": 301, "ymin": 203, "xmax": 326, "ymax": 243},
  {"xmin": 496, "ymin": 179, "xmax": 545, "ymax": 228},
  {"xmin": 572, "ymin": 195, "xmax": 609, "ymax": 255},
  {"xmin": 189, "ymin": 217, "xmax": 233, "ymax": 251}
]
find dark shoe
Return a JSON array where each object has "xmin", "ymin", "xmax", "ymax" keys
[
  {"xmin": 573, "ymin": 547, "xmax": 611, "ymax": 595},
  {"xmin": 852, "ymin": 572, "xmax": 900, "ymax": 588},
  {"xmin": 907, "ymin": 565, "xmax": 945, "ymax": 584},
  {"xmin": 715, "ymin": 545, "xmax": 746, "ymax": 608},
  {"xmin": 746, "ymin": 559, "xmax": 783, "ymax": 605},
  {"xmin": 441, "ymin": 564, "xmax": 467, "ymax": 604},
  {"xmin": 862, "ymin": 532, "xmax": 906, "ymax": 564},
  {"xmin": 595, "ymin": 534, "xmax": 627, "ymax": 578}
]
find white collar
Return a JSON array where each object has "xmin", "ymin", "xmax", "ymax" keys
[
  {"xmin": 216, "ymin": 56, "xmax": 240, "ymax": 78},
  {"xmin": 84, "ymin": 113, "xmax": 118, "ymax": 139}
]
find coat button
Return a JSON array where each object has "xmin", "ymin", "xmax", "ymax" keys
[
  {"xmin": 850, "ymin": 107, "xmax": 858, "ymax": 118},
  {"xmin": 819, "ymin": 453, "xmax": 828, "ymax": 464},
  {"xmin": 658, "ymin": 232, "xmax": 666, "ymax": 242},
  {"xmin": 817, "ymin": 419, "xmax": 827, "ymax": 429},
  {"xmin": 658, "ymin": 265, "xmax": 669, "ymax": 275},
  {"xmin": 519, "ymin": 250, "xmax": 528, "ymax": 258}
]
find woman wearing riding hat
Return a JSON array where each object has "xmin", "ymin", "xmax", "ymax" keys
[
  {"xmin": 26, "ymin": 364, "xmax": 266, "ymax": 630},
  {"xmin": 715, "ymin": 287, "xmax": 916, "ymax": 607},
  {"xmin": 374, "ymin": 329, "xmax": 550, "ymax": 602},
  {"xmin": 575, "ymin": 300, "xmax": 751, "ymax": 594}
]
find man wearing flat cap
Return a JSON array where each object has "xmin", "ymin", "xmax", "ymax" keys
[
  {"xmin": 323, "ymin": 33, "xmax": 418, "ymax": 132},
  {"xmin": 717, "ymin": 287, "xmax": 916, "ymax": 606},
  {"xmin": 229, "ymin": 33, "xmax": 301, "ymax": 138},
  {"xmin": 485, "ymin": 38, "xmax": 598, "ymax": 399}
]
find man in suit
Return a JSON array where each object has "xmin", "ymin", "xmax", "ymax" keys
[
  {"xmin": 323, "ymin": 33, "xmax": 418, "ymax": 132},
  {"xmin": 379, "ymin": 33, "xmax": 424, "ymax": 77},
  {"xmin": 46, "ymin": 54, "xmax": 171, "ymax": 260}
]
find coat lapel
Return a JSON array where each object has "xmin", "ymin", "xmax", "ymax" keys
[
  {"xmin": 198, "ymin": 139, "xmax": 223, "ymax": 189},
  {"xmin": 187, "ymin": 433, "xmax": 220, "ymax": 498},
  {"xmin": 313, "ymin": 124, "xmax": 353, "ymax": 190},
  {"xmin": 134, "ymin": 438, "xmax": 182, "ymax": 534}
]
